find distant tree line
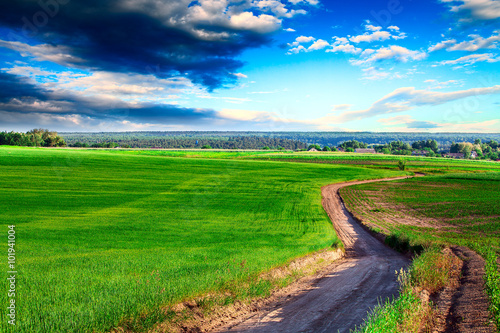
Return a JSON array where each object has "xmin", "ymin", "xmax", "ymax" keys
[
  {"xmin": 66, "ymin": 135, "xmax": 306, "ymax": 150},
  {"xmin": 0, "ymin": 129, "xmax": 66, "ymax": 147},
  {"xmin": 371, "ymin": 140, "xmax": 439, "ymax": 156},
  {"xmin": 60, "ymin": 131, "xmax": 500, "ymax": 150}
]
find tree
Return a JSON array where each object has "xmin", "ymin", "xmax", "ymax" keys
[
  {"xmin": 308, "ymin": 144, "xmax": 321, "ymax": 150},
  {"xmin": 201, "ymin": 145, "xmax": 212, "ymax": 149},
  {"xmin": 398, "ymin": 160, "xmax": 406, "ymax": 171},
  {"xmin": 330, "ymin": 147, "xmax": 338, "ymax": 152},
  {"xmin": 26, "ymin": 128, "xmax": 46, "ymax": 146},
  {"xmin": 340, "ymin": 140, "xmax": 367, "ymax": 150},
  {"xmin": 262, "ymin": 146, "xmax": 270, "ymax": 150},
  {"xmin": 488, "ymin": 140, "xmax": 499, "ymax": 149},
  {"xmin": 323, "ymin": 146, "xmax": 331, "ymax": 151}
]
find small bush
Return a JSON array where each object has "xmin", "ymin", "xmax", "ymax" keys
[
  {"xmin": 410, "ymin": 248, "xmax": 460, "ymax": 294},
  {"xmin": 398, "ymin": 159, "xmax": 406, "ymax": 171}
]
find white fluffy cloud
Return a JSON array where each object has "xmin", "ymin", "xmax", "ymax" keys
[
  {"xmin": 120, "ymin": 0, "xmax": 318, "ymax": 39},
  {"xmin": 287, "ymin": 36, "xmax": 322, "ymax": 53},
  {"xmin": 348, "ymin": 23, "xmax": 406, "ymax": 43},
  {"xmin": 229, "ymin": 12, "xmax": 281, "ymax": 33},
  {"xmin": 350, "ymin": 46, "xmax": 427, "ymax": 66},
  {"xmin": 287, "ymin": 0, "xmax": 320, "ymax": 5},
  {"xmin": 286, "ymin": 23, "xmax": 421, "ymax": 79},
  {"xmin": 287, "ymin": 23, "xmax": 408, "ymax": 55},
  {"xmin": 424, "ymin": 79, "xmax": 463, "ymax": 89},
  {"xmin": 308, "ymin": 39, "xmax": 330, "ymax": 51},
  {"xmin": 439, "ymin": 53, "xmax": 500, "ymax": 65},
  {"xmin": 0, "ymin": 40, "xmax": 86, "ymax": 67},
  {"xmin": 327, "ymin": 39, "xmax": 362, "ymax": 55},
  {"xmin": 429, "ymin": 31, "xmax": 500, "ymax": 52}
]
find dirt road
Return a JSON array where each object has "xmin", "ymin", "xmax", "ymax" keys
[{"xmin": 215, "ymin": 177, "xmax": 410, "ymax": 333}]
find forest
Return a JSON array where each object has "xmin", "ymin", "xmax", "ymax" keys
[
  {"xmin": 1, "ymin": 131, "xmax": 499, "ymax": 161},
  {"xmin": 59, "ymin": 131, "xmax": 500, "ymax": 149}
]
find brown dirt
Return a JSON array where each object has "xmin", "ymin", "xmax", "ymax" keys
[
  {"xmin": 444, "ymin": 247, "xmax": 495, "ymax": 332},
  {"xmin": 208, "ymin": 176, "xmax": 411, "ymax": 333},
  {"xmin": 340, "ymin": 184, "xmax": 445, "ymax": 232},
  {"xmin": 341, "ymin": 180, "xmax": 496, "ymax": 333}
]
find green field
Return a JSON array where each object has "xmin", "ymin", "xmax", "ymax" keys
[{"xmin": 0, "ymin": 147, "xmax": 409, "ymax": 332}]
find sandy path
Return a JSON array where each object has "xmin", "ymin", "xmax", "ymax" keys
[{"xmin": 214, "ymin": 177, "xmax": 410, "ymax": 333}]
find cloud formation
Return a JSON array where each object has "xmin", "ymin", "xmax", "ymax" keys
[
  {"xmin": 439, "ymin": 53, "xmax": 499, "ymax": 65},
  {"xmin": 440, "ymin": 0, "xmax": 500, "ymax": 22},
  {"xmin": 329, "ymin": 85, "xmax": 500, "ymax": 122},
  {"xmin": 0, "ymin": 0, "xmax": 316, "ymax": 90},
  {"xmin": 429, "ymin": 31, "xmax": 500, "ymax": 52}
]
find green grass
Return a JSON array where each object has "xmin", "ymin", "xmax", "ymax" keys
[
  {"xmin": 342, "ymin": 172, "xmax": 500, "ymax": 331},
  {"xmin": 106, "ymin": 148, "xmax": 288, "ymax": 159},
  {"xmin": 245, "ymin": 152, "xmax": 500, "ymax": 174},
  {"xmin": 0, "ymin": 147, "xmax": 408, "ymax": 332},
  {"xmin": 353, "ymin": 247, "xmax": 460, "ymax": 333}
]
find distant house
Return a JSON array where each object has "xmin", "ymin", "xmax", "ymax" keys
[
  {"xmin": 470, "ymin": 151, "xmax": 478, "ymax": 159},
  {"xmin": 308, "ymin": 147, "xmax": 318, "ymax": 152},
  {"xmin": 412, "ymin": 150, "xmax": 427, "ymax": 157},
  {"xmin": 444, "ymin": 153, "xmax": 464, "ymax": 159},
  {"xmin": 355, "ymin": 148, "xmax": 376, "ymax": 154},
  {"xmin": 337, "ymin": 147, "xmax": 345, "ymax": 152}
]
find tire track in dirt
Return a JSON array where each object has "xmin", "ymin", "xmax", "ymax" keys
[{"xmin": 213, "ymin": 177, "xmax": 411, "ymax": 333}]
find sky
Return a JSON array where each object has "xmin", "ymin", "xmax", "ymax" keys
[{"xmin": 0, "ymin": 0, "xmax": 499, "ymax": 133}]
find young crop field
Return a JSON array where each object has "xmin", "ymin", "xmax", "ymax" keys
[
  {"xmin": 246, "ymin": 152, "xmax": 500, "ymax": 174},
  {"xmin": 0, "ymin": 147, "xmax": 408, "ymax": 333},
  {"xmin": 341, "ymin": 172, "xmax": 500, "ymax": 250},
  {"xmin": 341, "ymin": 172, "xmax": 500, "ymax": 331}
]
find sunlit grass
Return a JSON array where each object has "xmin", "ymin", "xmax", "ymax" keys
[{"xmin": 0, "ymin": 147, "xmax": 406, "ymax": 332}]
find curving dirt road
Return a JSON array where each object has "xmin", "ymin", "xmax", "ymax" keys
[{"xmin": 214, "ymin": 177, "xmax": 411, "ymax": 333}]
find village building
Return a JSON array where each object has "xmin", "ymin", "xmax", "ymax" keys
[
  {"xmin": 354, "ymin": 148, "xmax": 376, "ymax": 154},
  {"xmin": 444, "ymin": 152, "xmax": 465, "ymax": 159},
  {"xmin": 412, "ymin": 150, "xmax": 428, "ymax": 157}
]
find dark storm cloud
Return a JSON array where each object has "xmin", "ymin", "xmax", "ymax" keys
[
  {"xmin": 0, "ymin": 72, "xmax": 47, "ymax": 102},
  {"xmin": 0, "ymin": 0, "xmax": 274, "ymax": 90},
  {"xmin": 0, "ymin": 72, "xmax": 217, "ymax": 123}
]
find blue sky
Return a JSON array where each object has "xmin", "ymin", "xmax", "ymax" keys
[{"xmin": 0, "ymin": 0, "xmax": 499, "ymax": 132}]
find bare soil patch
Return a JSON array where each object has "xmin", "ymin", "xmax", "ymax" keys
[{"xmin": 444, "ymin": 247, "xmax": 495, "ymax": 333}]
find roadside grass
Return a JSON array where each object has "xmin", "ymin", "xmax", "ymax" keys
[
  {"xmin": 353, "ymin": 247, "xmax": 460, "ymax": 333},
  {"xmin": 484, "ymin": 247, "xmax": 500, "ymax": 330},
  {"xmin": 342, "ymin": 172, "xmax": 500, "ymax": 332},
  {"xmin": 0, "ymin": 146, "xmax": 406, "ymax": 333}
]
